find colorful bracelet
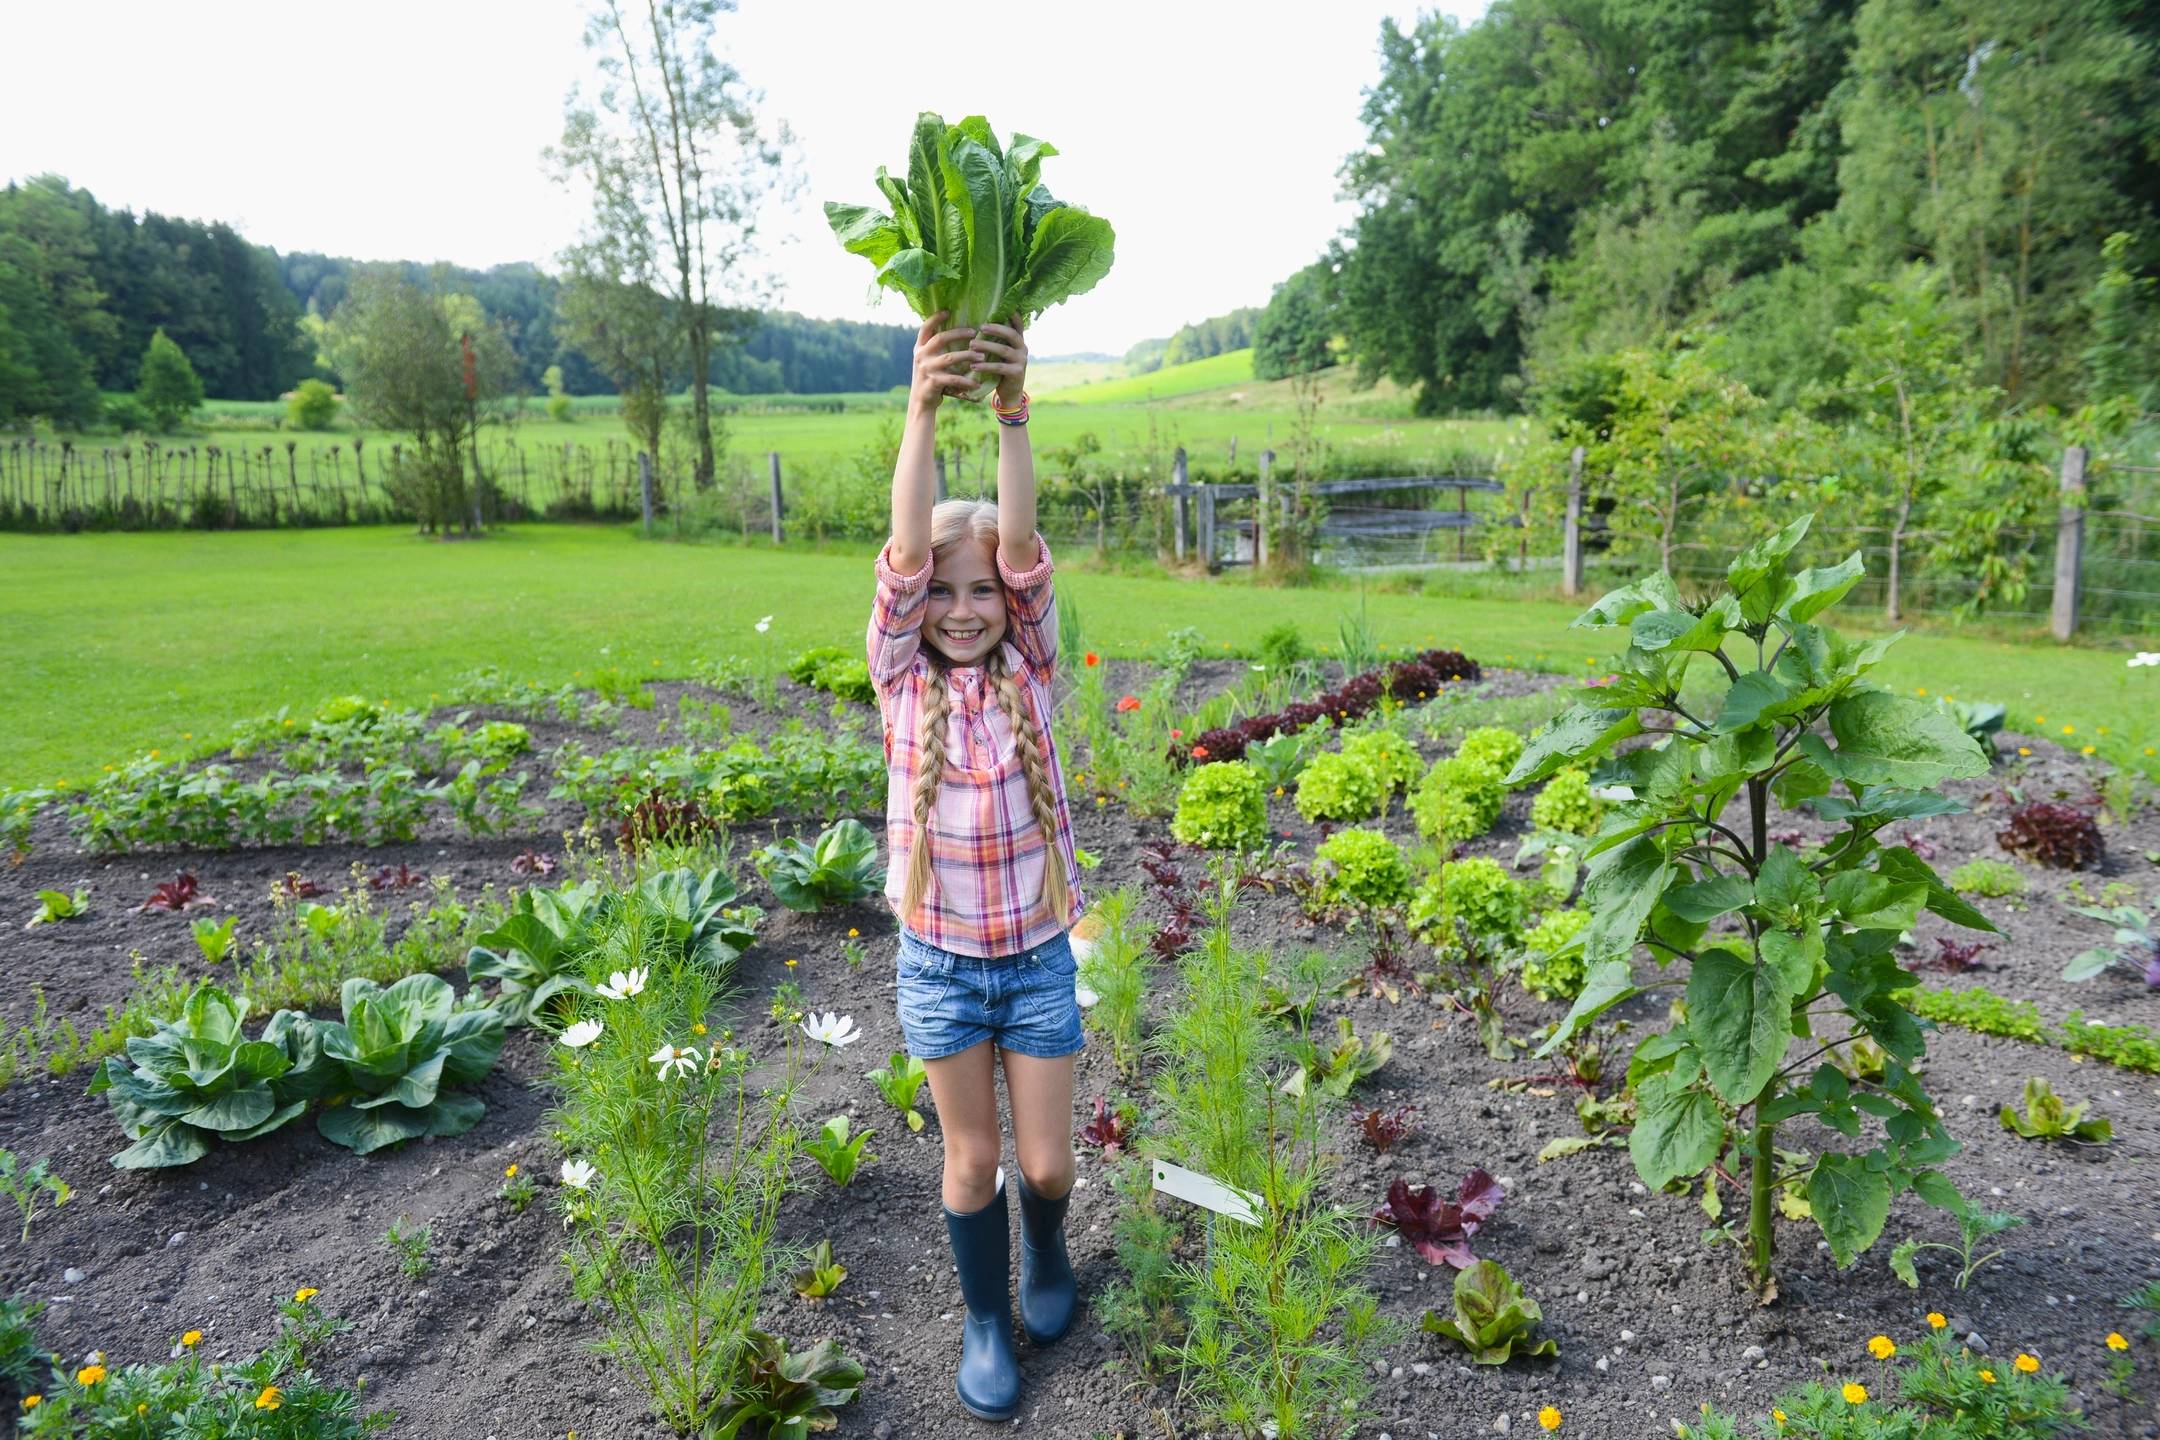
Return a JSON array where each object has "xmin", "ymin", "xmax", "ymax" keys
[{"xmin": 993, "ymin": 389, "xmax": 1030, "ymax": 427}]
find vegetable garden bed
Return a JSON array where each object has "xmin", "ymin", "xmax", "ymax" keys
[{"xmin": 0, "ymin": 619, "xmax": 2155, "ymax": 1439}]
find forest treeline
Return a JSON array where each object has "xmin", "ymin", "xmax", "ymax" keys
[
  {"xmin": 1251, "ymin": 0, "xmax": 2160, "ymax": 411},
  {"xmin": 0, "ymin": 175, "xmax": 921, "ymax": 424}
]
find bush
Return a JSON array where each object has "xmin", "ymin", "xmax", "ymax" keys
[
  {"xmin": 1949, "ymin": 858, "xmax": 2026, "ymax": 898},
  {"xmin": 1341, "ymin": 729, "xmax": 1422, "ymax": 797},
  {"xmin": 786, "ymin": 645, "xmax": 875, "ymax": 704},
  {"xmin": 101, "ymin": 392, "xmax": 153, "ymax": 433},
  {"xmin": 1172, "ymin": 762, "xmax": 1269, "ymax": 850},
  {"xmin": 1529, "ymin": 766, "xmax": 1602, "ymax": 836},
  {"xmin": 286, "ymin": 378, "xmax": 339, "ymax": 430},
  {"xmin": 1411, "ymin": 754, "xmax": 1508, "ymax": 847},
  {"xmin": 547, "ymin": 393, "xmax": 573, "ymax": 422},
  {"xmin": 1257, "ymin": 622, "xmax": 1307, "ymax": 671},
  {"xmin": 136, "ymin": 328, "xmax": 204, "ymax": 431},
  {"xmin": 1294, "ymin": 749, "xmax": 1388, "ymax": 823},
  {"xmin": 1518, "ymin": 908, "xmax": 1591, "ymax": 1001},
  {"xmin": 1456, "ymin": 727, "xmax": 1524, "ymax": 776},
  {"xmin": 1311, "ymin": 829, "xmax": 1414, "ymax": 910},
  {"xmin": 1409, "ymin": 857, "xmax": 1528, "ymax": 950}
]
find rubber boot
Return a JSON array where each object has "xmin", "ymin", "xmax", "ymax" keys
[
  {"xmin": 1015, "ymin": 1169, "xmax": 1078, "ymax": 1345},
  {"xmin": 942, "ymin": 1172, "xmax": 1021, "ymax": 1421}
]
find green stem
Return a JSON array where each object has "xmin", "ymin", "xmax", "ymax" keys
[{"xmin": 1748, "ymin": 1116, "xmax": 1777, "ymax": 1286}]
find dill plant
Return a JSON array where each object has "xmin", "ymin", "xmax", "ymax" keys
[
  {"xmin": 1078, "ymin": 888, "xmax": 1154, "ymax": 1076},
  {"xmin": 548, "ymin": 867, "xmax": 861, "ymax": 1434},
  {"xmin": 1138, "ymin": 872, "xmax": 1395, "ymax": 1437}
]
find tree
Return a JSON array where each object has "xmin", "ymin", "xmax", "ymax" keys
[
  {"xmin": 1253, "ymin": 261, "xmax": 1338, "ymax": 380},
  {"xmin": 0, "ymin": 231, "xmax": 101, "ymax": 427},
  {"xmin": 542, "ymin": 364, "xmax": 573, "ymax": 422},
  {"xmin": 552, "ymin": 0, "xmax": 794, "ymax": 490},
  {"xmin": 556, "ymin": 246, "xmax": 680, "ymax": 468},
  {"xmin": 326, "ymin": 269, "xmax": 518, "ymax": 534},
  {"xmin": 136, "ymin": 329, "xmax": 204, "ymax": 431},
  {"xmin": 2083, "ymin": 231, "xmax": 2158, "ymax": 413}
]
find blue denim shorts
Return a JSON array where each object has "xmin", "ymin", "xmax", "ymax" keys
[{"xmin": 895, "ymin": 927, "xmax": 1086, "ymax": 1062}]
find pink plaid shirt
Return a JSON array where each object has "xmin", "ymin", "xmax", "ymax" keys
[{"xmin": 867, "ymin": 532, "xmax": 1084, "ymax": 957}]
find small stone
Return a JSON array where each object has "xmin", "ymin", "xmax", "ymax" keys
[
  {"xmin": 1412, "ymin": 1363, "xmax": 1433, "ymax": 1377},
  {"xmin": 167, "ymin": 1232, "xmax": 187, "ymax": 1248},
  {"xmin": 63, "ymin": 1268, "xmax": 84, "ymax": 1284},
  {"xmin": 1595, "ymin": 1357, "xmax": 1610, "ymax": 1373},
  {"xmin": 1621, "ymin": 1329, "xmax": 1636, "ymax": 1343},
  {"xmin": 1493, "ymin": 1414, "xmax": 1511, "ymax": 1434},
  {"xmin": 1651, "ymin": 1374, "xmax": 1673, "ymax": 1394},
  {"xmin": 1741, "ymin": 1345, "xmax": 1766, "ymax": 1363}
]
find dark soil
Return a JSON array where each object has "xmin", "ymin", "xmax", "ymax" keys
[{"xmin": 3, "ymin": 666, "xmax": 2157, "ymax": 1440}]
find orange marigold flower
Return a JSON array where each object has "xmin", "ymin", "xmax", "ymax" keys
[
  {"xmin": 1927, "ymin": 1313, "xmax": 1947, "ymax": 1330},
  {"xmin": 76, "ymin": 1365, "xmax": 106, "ymax": 1386},
  {"xmin": 255, "ymin": 1385, "xmax": 283, "ymax": 1411}
]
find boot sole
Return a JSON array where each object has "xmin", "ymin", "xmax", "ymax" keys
[{"xmin": 956, "ymin": 1383, "xmax": 1020, "ymax": 1422}]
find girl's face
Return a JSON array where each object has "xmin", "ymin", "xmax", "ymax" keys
[{"xmin": 925, "ymin": 539, "xmax": 1007, "ymax": 665}]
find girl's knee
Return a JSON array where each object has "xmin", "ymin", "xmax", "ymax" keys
[
  {"xmin": 1017, "ymin": 1146, "xmax": 1075, "ymax": 1199},
  {"xmin": 941, "ymin": 1141, "xmax": 1002, "ymax": 1195}
]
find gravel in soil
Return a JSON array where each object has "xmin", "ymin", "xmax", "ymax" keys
[{"xmin": 2, "ymin": 667, "xmax": 2157, "ymax": 1439}]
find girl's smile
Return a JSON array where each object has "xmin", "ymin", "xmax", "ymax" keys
[{"xmin": 926, "ymin": 542, "xmax": 1007, "ymax": 663}]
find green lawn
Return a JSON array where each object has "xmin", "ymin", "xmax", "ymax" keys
[{"xmin": 3, "ymin": 525, "xmax": 2151, "ymax": 790}]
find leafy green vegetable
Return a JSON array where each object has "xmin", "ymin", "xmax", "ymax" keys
[
  {"xmin": 90, "ymin": 984, "xmax": 324, "ymax": 1168},
  {"xmin": 803, "ymin": 1115, "xmax": 876, "ymax": 1188},
  {"xmin": 24, "ymin": 888, "xmax": 88, "ymax": 929},
  {"xmin": 791, "ymin": 1238, "xmax": 847, "ymax": 1300},
  {"xmin": 466, "ymin": 879, "xmax": 602, "ymax": 1026},
  {"xmin": 755, "ymin": 821, "xmax": 885, "ymax": 912},
  {"xmin": 631, "ymin": 866, "xmax": 764, "ymax": 971},
  {"xmin": 825, "ymin": 113, "xmax": 1114, "ymax": 399},
  {"xmin": 313, "ymin": 974, "xmax": 506, "ymax": 1155},
  {"xmin": 711, "ymin": 1331, "xmax": 865, "ymax": 1440},
  {"xmin": 867, "ymin": 1051, "xmax": 929, "ymax": 1132},
  {"xmin": 1999, "ymin": 1076, "xmax": 2112, "ymax": 1143},
  {"xmin": 1418, "ymin": 1259, "xmax": 1559, "ymax": 1363},
  {"xmin": 1290, "ymin": 1015, "xmax": 1393, "ymax": 1098}
]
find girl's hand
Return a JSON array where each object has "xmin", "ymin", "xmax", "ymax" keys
[
  {"xmin": 972, "ymin": 317, "xmax": 1028, "ymax": 409},
  {"xmin": 910, "ymin": 310, "xmax": 982, "ymax": 413}
]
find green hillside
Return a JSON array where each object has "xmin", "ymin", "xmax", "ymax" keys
[{"xmin": 1043, "ymin": 349, "xmax": 1256, "ymax": 405}]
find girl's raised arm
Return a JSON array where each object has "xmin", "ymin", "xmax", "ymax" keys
[
  {"xmin": 888, "ymin": 311, "xmax": 981, "ymax": 574},
  {"xmin": 976, "ymin": 317, "xmax": 1038, "ymax": 573}
]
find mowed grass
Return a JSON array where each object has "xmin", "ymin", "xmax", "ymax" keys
[{"xmin": 4, "ymin": 525, "xmax": 2151, "ymax": 790}]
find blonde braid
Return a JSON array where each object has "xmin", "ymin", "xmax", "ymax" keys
[
  {"xmin": 901, "ymin": 661, "xmax": 954, "ymax": 924},
  {"xmin": 987, "ymin": 647, "xmax": 1073, "ymax": 926}
]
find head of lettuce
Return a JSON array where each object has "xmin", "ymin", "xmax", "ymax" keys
[{"xmin": 825, "ymin": 112, "xmax": 1115, "ymax": 400}]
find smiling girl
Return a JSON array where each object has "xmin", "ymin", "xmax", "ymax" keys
[{"xmin": 865, "ymin": 309, "xmax": 1084, "ymax": 1421}]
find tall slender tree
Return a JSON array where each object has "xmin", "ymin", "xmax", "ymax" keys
[{"xmin": 551, "ymin": 0, "xmax": 794, "ymax": 489}]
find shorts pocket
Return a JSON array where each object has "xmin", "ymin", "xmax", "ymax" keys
[{"xmin": 1028, "ymin": 934, "xmax": 1079, "ymax": 979}]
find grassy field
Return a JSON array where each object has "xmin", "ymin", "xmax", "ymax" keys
[{"xmin": 3, "ymin": 524, "xmax": 2151, "ymax": 790}]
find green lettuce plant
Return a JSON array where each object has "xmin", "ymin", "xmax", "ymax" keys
[
  {"xmin": 825, "ymin": 113, "xmax": 1114, "ymax": 401},
  {"xmin": 1341, "ymin": 728, "xmax": 1422, "ymax": 797},
  {"xmin": 1408, "ymin": 858, "xmax": 1529, "ymax": 952},
  {"xmin": 466, "ymin": 879, "xmax": 602, "ymax": 1026},
  {"xmin": 1289, "ymin": 1015, "xmax": 1393, "ymax": 1098},
  {"xmin": 1519, "ymin": 908, "xmax": 1592, "ymax": 1002},
  {"xmin": 1294, "ymin": 749, "xmax": 1387, "ymax": 823},
  {"xmin": 90, "ymin": 984, "xmax": 324, "ymax": 1168},
  {"xmin": 1171, "ymin": 761, "xmax": 1268, "ymax": 850},
  {"xmin": 1418, "ymin": 1259, "xmax": 1559, "ymax": 1364},
  {"xmin": 24, "ymin": 888, "xmax": 89, "ymax": 929},
  {"xmin": 1530, "ymin": 766, "xmax": 1604, "ymax": 836},
  {"xmin": 1999, "ymin": 1076, "xmax": 2111, "ymax": 1143},
  {"xmin": 868, "ymin": 1052, "xmax": 929, "ymax": 1132},
  {"xmin": 755, "ymin": 821, "xmax": 885, "ymax": 911},
  {"xmin": 1508, "ymin": 513, "xmax": 1995, "ymax": 1292},
  {"xmin": 791, "ymin": 1238, "xmax": 847, "ymax": 1301},
  {"xmin": 803, "ymin": 1116, "xmax": 876, "ymax": 1188},
  {"xmin": 714, "ymin": 1331, "xmax": 865, "ymax": 1440},
  {"xmin": 313, "ymin": 975, "xmax": 506, "ymax": 1155},
  {"xmin": 1411, "ymin": 752, "xmax": 1508, "ymax": 847},
  {"xmin": 1310, "ymin": 828, "xmax": 1414, "ymax": 911}
]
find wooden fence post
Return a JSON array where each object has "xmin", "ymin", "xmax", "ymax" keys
[
  {"xmin": 1563, "ymin": 445, "xmax": 1585, "ymax": 598},
  {"xmin": 1256, "ymin": 449, "xmax": 1273, "ymax": 568},
  {"xmin": 1198, "ymin": 482, "xmax": 1217, "ymax": 572},
  {"xmin": 1171, "ymin": 447, "xmax": 1188, "ymax": 561},
  {"xmin": 2051, "ymin": 444, "xmax": 2087, "ymax": 641},
  {"xmin": 934, "ymin": 454, "xmax": 948, "ymax": 502},
  {"xmin": 768, "ymin": 451, "xmax": 784, "ymax": 544},
  {"xmin": 640, "ymin": 452, "xmax": 655, "ymax": 537}
]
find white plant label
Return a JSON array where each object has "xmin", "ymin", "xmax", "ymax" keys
[{"xmin": 1151, "ymin": 1159, "xmax": 1261, "ymax": 1226}]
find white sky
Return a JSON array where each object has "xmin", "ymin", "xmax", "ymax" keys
[{"xmin": 0, "ymin": 0, "xmax": 1488, "ymax": 356}]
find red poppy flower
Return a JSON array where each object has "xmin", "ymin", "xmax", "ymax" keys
[
  {"xmin": 1115, "ymin": 695, "xmax": 1140, "ymax": 713},
  {"xmin": 1192, "ymin": 745, "xmax": 1210, "ymax": 760},
  {"xmin": 1170, "ymin": 729, "xmax": 1182, "ymax": 739},
  {"xmin": 1084, "ymin": 651, "xmax": 1100, "ymax": 667}
]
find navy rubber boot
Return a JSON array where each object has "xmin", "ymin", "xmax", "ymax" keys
[
  {"xmin": 1015, "ymin": 1169, "xmax": 1078, "ymax": 1345},
  {"xmin": 942, "ymin": 1174, "xmax": 1021, "ymax": 1420}
]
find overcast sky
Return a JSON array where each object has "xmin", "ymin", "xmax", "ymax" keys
[{"xmin": 0, "ymin": 1, "xmax": 1487, "ymax": 356}]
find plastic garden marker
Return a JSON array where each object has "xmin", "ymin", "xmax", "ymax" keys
[{"xmin": 1151, "ymin": 1159, "xmax": 1261, "ymax": 1227}]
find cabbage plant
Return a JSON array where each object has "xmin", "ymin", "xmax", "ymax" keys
[
  {"xmin": 631, "ymin": 867, "xmax": 763, "ymax": 969},
  {"xmin": 466, "ymin": 878, "xmax": 602, "ymax": 1026},
  {"xmin": 825, "ymin": 112, "xmax": 1114, "ymax": 399},
  {"xmin": 91, "ymin": 984, "xmax": 324, "ymax": 1168},
  {"xmin": 754, "ymin": 820, "xmax": 885, "ymax": 912},
  {"xmin": 314, "ymin": 974, "xmax": 506, "ymax": 1155}
]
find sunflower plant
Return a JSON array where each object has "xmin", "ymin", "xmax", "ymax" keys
[{"xmin": 1509, "ymin": 514, "xmax": 1994, "ymax": 1294}]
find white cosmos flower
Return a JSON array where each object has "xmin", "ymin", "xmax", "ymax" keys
[
  {"xmin": 755, "ymin": 615, "xmax": 774, "ymax": 634},
  {"xmin": 2130, "ymin": 652, "xmax": 2160, "ymax": 668},
  {"xmin": 560, "ymin": 1019, "xmax": 604, "ymax": 1048},
  {"xmin": 650, "ymin": 1042, "xmax": 702, "ymax": 1080},
  {"xmin": 798, "ymin": 1011, "xmax": 861, "ymax": 1048},
  {"xmin": 560, "ymin": 1159, "xmax": 596, "ymax": 1190},
  {"xmin": 596, "ymin": 967, "xmax": 648, "ymax": 1000}
]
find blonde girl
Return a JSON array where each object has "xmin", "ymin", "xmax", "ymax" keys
[{"xmin": 865, "ymin": 309, "xmax": 1084, "ymax": 1421}]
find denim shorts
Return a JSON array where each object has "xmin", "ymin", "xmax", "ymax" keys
[{"xmin": 894, "ymin": 927, "xmax": 1086, "ymax": 1062}]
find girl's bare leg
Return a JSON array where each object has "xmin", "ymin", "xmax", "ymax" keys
[{"xmin": 923, "ymin": 1041, "xmax": 1003, "ymax": 1211}]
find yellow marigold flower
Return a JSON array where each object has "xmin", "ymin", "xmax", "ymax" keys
[
  {"xmin": 785, "ymin": 958, "xmax": 798, "ymax": 968},
  {"xmin": 76, "ymin": 1365, "xmax": 107, "ymax": 1385},
  {"xmin": 848, "ymin": 928, "xmax": 859, "ymax": 938},
  {"xmin": 504, "ymin": 1164, "xmax": 518, "ymax": 1178},
  {"xmin": 2061, "ymin": 724, "xmax": 2074, "ymax": 735},
  {"xmin": 2107, "ymin": 1332, "xmax": 2130, "ymax": 1351},
  {"xmin": 137, "ymin": 1403, "xmax": 148, "ymax": 1415},
  {"xmin": 1538, "ymin": 1405, "xmax": 1562, "ymax": 1431},
  {"xmin": 1927, "ymin": 1313, "xmax": 1947, "ymax": 1330},
  {"xmin": 1868, "ymin": 1335, "xmax": 1897, "ymax": 1360},
  {"xmin": 1841, "ymin": 1382, "xmax": 1867, "ymax": 1404},
  {"xmin": 2015, "ymin": 1353, "xmax": 2040, "ymax": 1373},
  {"xmin": 294, "ymin": 1287, "xmax": 318, "ymax": 1304},
  {"xmin": 2082, "ymin": 745, "xmax": 2096, "ymax": 755},
  {"xmin": 2035, "ymin": 714, "xmax": 2047, "ymax": 722},
  {"xmin": 182, "ymin": 1329, "xmax": 203, "ymax": 1347},
  {"xmin": 1979, "ymin": 1369, "xmax": 1997, "ymax": 1384},
  {"xmin": 22, "ymin": 1394, "xmax": 41, "ymax": 1409},
  {"xmin": 1916, "ymin": 687, "xmax": 1928, "ymax": 696},
  {"xmin": 2018, "ymin": 746, "xmax": 2032, "ymax": 756},
  {"xmin": 255, "ymin": 1384, "xmax": 283, "ymax": 1410},
  {"xmin": 691, "ymin": 1022, "xmax": 707, "ymax": 1035},
  {"xmin": 1772, "ymin": 1410, "xmax": 1786, "ymax": 1426}
]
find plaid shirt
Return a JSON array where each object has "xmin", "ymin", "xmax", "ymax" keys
[{"xmin": 867, "ymin": 533, "xmax": 1084, "ymax": 956}]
